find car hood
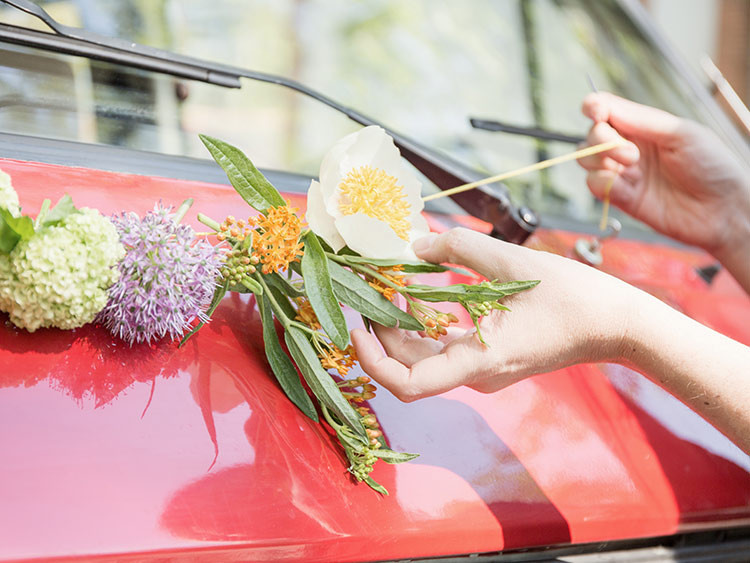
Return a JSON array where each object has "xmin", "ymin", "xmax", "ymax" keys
[{"xmin": 1, "ymin": 158, "xmax": 748, "ymax": 563}]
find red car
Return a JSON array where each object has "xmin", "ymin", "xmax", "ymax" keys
[{"xmin": 1, "ymin": 1, "xmax": 748, "ymax": 561}]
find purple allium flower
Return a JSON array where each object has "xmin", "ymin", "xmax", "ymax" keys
[{"xmin": 98, "ymin": 204, "xmax": 225, "ymax": 345}]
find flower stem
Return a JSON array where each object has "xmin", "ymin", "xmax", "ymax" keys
[
  {"xmin": 289, "ymin": 320, "xmax": 320, "ymax": 337},
  {"xmin": 197, "ymin": 213, "xmax": 222, "ymax": 232},
  {"xmin": 173, "ymin": 198, "xmax": 194, "ymax": 224},
  {"xmin": 253, "ymin": 272, "xmax": 291, "ymax": 329},
  {"xmin": 320, "ymin": 403, "xmax": 342, "ymax": 431}
]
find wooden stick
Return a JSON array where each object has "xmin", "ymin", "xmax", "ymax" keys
[
  {"xmin": 421, "ymin": 140, "xmax": 624, "ymax": 202},
  {"xmin": 598, "ymin": 170, "xmax": 617, "ymax": 231}
]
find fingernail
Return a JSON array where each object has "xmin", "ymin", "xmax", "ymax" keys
[{"xmin": 412, "ymin": 233, "xmax": 437, "ymax": 254}]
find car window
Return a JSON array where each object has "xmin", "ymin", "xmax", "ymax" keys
[{"xmin": 0, "ymin": 0, "xmax": 736, "ymax": 231}]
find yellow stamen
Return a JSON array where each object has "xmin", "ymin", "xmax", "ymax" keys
[{"xmin": 338, "ymin": 165, "xmax": 411, "ymax": 240}]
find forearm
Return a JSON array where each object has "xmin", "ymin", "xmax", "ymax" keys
[{"xmin": 621, "ymin": 291, "xmax": 750, "ymax": 453}]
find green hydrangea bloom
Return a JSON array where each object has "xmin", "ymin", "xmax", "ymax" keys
[
  {"xmin": 0, "ymin": 168, "xmax": 21, "ymax": 217},
  {"xmin": 0, "ymin": 208, "xmax": 125, "ymax": 331}
]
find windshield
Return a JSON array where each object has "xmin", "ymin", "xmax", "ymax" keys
[{"xmin": 0, "ymin": 0, "xmax": 736, "ymax": 229}]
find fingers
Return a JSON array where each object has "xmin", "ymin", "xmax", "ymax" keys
[
  {"xmin": 411, "ymin": 228, "xmax": 533, "ymax": 280},
  {"xmin": 582, "ymin": 92, "xmax": 683, "ymax": 143},
  {"xmin": 586, "ymin": 169, "xmax": 638, "ymax": 208},
  {"xmin": 371, "ymin": 323, "xmax": 444, "ymax": 366},
  {"xmin": 577, "ymin": 122, "xmax": 639, "ymax": 170},
  {"xmin": 352, "ymin": 328, "xmax": 486, "ymax": 402}
]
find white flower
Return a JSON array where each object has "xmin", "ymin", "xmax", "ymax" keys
[
  {"xmin": 0, "ymin": 168, "xmax": 21, "ymax": 217},
  {"xmin": 0, "ymin": 208, "xmax": 124, "ymax": 332},
  {"xmin": 306, "ymin": 126, "xmax": 430, "ymax": 260}
]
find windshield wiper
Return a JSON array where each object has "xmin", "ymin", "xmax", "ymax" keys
[
  {"xmin": 470, "ymin": 117, "xmax": 585, "ymax": 145},
  {"xmin": 0, "ymin": 0, "xmax": 538, "ymax": 244}
]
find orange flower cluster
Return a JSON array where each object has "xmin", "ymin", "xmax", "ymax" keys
[
  {"xmin": 423, "ymin": 312, "xmax": 459, "ymax": 340},
  {"xmin": 349, "ymin": 379, "xmax": 383, "ymax": 448},
  {"xmin": 368, "ymin": 265, "xmax": 405, "ymax": 301},
  {"xmin": 294, "ymin": 297, "xmax": 320, "ymax": 330},
  {"xmin": 319, "ymin": 343, "xmax": 358, "ymax": 377},
  {"xmin": 253, "ymin": 203, "xmax": 304, "ymax": 274}
]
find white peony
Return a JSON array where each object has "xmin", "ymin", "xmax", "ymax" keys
[{"xmin": 306, "ymin": 126, "xmax": 430, "ymax": 261}]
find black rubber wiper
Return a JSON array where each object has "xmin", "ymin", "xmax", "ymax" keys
[
  {"xmin": 470, "ymin": 117, "xmax": 585, "ymax": 145},
  {"xmin": 0, "ymin": 0, "xmax": 538, "ymax": 244}
]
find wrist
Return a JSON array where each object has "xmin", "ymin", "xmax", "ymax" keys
[
  {"xmin": 613, "ymin": 285, "xmax": 667, "ymax": 370},
  {"xmin": 575, "ymin": 273, "xmax": 644, "ymax": 366}
]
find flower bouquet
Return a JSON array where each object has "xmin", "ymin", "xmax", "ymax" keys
[{"xmin": 0, "ymin": 127, "xmax": 539, "ymax": 494}]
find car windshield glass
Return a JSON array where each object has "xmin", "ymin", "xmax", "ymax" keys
[{"xmin": 0, "ymin": 0, "xmax": 737, "ymax": 230}]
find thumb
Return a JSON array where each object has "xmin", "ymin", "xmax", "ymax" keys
[
  {"xmin": 582, "ymin": 92, "xmax": 683, "ymax": 143},
  {"xmin": 411, "ymin": 228, "xmax": 531, "ymax": 280}
]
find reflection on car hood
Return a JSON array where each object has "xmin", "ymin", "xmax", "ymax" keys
[{"xmin": 0, "ymin": 158, "xmax": 748, "ymax": 563}]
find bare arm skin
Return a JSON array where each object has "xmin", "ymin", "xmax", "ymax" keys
[{"xmin": 352, "ymin": 229, "xmax": 750, "ymax": 454}]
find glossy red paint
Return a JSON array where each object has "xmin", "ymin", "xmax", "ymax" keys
[{"xmin": 1, "ymin": 158, "xmax": 748, "ymax": 563}]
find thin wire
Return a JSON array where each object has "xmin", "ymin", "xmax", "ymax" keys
[{"xmin": 421, "ymin": 140, "xmax": 624, "ymax": 202}]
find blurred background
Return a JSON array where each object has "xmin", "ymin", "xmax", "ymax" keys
[
  {"xmin": 645, "ymin": 0, "xmax": 749, "ymax": 105},
  {"xmin": 0, "ymin": 0, "xmax": 748, "ymax": 231}
]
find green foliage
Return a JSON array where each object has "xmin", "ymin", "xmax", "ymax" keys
[
  {"xmin": 199, "ymin": 134, "xmax": 286, "ymax": 212},
  {"xmin": 259, "ymin": 295, "xmax": 318, "ymax": 421},
  {"xmin": 284, "ymin": 326, "xmax": 365, "ymax": 438},
  {"xmin": 404, "ymin": 279, "xmax": 540, "ymax": 302},
  {"xmin": 0, "ymin": 207, "xmax": 34, "ymax": 254},
  {"xmin": 39, "ymin": 195, "xmax": 77, "ymax": 229},
  {"xmin": 328, "ymin": 259, "xmax": 422, "ymax": 330},
  {"xmin": 300, "ymin": 232, "xmax": 349, "ymax": 349}
]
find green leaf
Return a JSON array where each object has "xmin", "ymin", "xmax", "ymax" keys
[
  {"xmin": 199, "ymin": 134, "xmax": 286, "ymax": 212},
  {"xmin": 301, "ymin": 232, "xmax": 349, "ymax": 349},
  {"xmin": 259, "ymin": 295, "xmax": 318, "ymax": 421},
  {"xmin": 180, "ymin": 280, "xmax": 229, "ymax": 346},
  {"xmin": 267, "ymin": 284, "xmax": 298, "ymax": 320},
  {"xmin": 372, "ymin": 448, "xmax": 420, "ymax": 464},
  {"xmin": 284, "ymin": 326, "xmax": 366, "ymax": 439},
  {"xmin": 265, "ymin": 271, "xmax": 304, "ymax": 298},
  {"xmin": 365, "ymin": 476, "xmax": 389, "ymax": 495},
  {"xmin": 328, "ymin": 260, "xmax": 422, "ymax": 331},
  {"xmin": 0, "ymin": 207, "xmax": 34, "ymax": 254},
  {"xmin": 405, "ymin": 279, "xmax": 540, "ymax": 303},
  {"xmin": 39, "ymin": 195, "xmax": 77, "ymax": 229},
  {"xmin": 341, "ymin": 255, "xmax": 449, "ymax": 273},
  {"xmin": 336, "ymin": 254, "xmax": 477, "ymax": 277}
]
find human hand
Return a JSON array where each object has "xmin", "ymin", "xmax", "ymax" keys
[
  {"xmin": 351, "ymin": 228, "xmax": 638, "ymax": 402},
  {"xmin": 578, "ymin": 92, "xmax": 750, "ymax": 264}
]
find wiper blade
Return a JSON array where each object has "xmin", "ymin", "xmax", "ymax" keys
[
  {"xmin": 0, "ymin": 0, "xmax": 538, "ymax": 244},
  {"xmin": 470, "ymin": 117, "xmax": 585, "ymax": 145}
]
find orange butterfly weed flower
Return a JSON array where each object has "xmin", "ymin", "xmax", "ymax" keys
[
  {"xmin": 367, "ymin": 264, "xmax": 405, "ymax": 301},
  {"xmin": 319, "ymin": 344, "xmax": 358, "ymax": 377},
  {"xmin": 252, "ymin": 203, "xmax": 304, "ymax": 274},
  {"xmin": 294, "ymin": 297, "xmax": 321, "ymax": 330}
]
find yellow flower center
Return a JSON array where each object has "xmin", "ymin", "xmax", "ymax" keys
[{"xmin": 337, "ymin": 165, "xmax": 411, "ymax": 241}]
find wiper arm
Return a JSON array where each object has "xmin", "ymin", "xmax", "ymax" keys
[
  {"xmin": 470, "ymin": 117, "xmax": 585, "ymax": 145},
  {"xmin": 0, "ymin": 0, "xmax": 538, "ymax": 244}
]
